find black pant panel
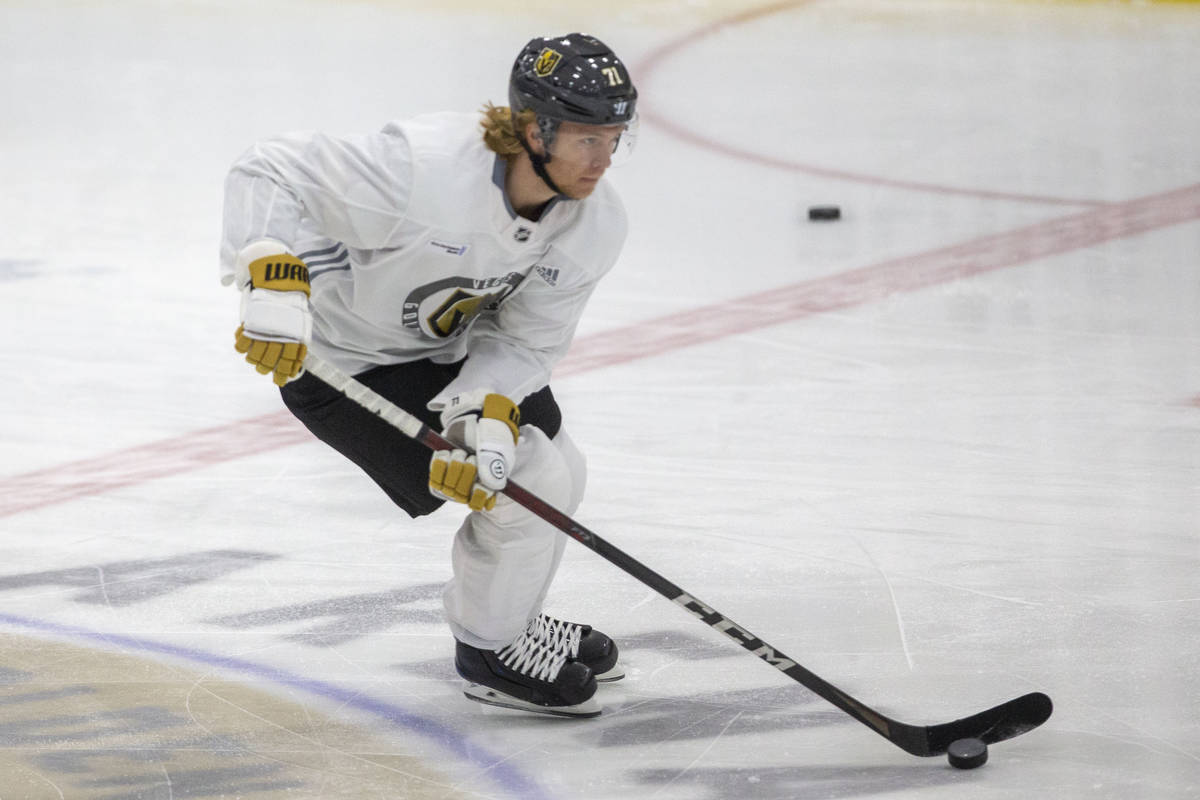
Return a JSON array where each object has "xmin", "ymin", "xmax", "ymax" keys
[{"xmin": 280, "ymin": 359, "xmax": 562, "ymax": 518}]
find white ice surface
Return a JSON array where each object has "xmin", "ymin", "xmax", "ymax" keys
[{"xmin": 1, "ymin": 1, "xmax": 1198, "ymax": 798}]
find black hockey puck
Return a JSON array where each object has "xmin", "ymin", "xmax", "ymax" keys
[
  {"xmin": 947, "ymin": 737, "xmax": 988, "ymax": 769},
  {"xmin": 807, "ymin": 205, "xmax": 841, "ymax": 221}
]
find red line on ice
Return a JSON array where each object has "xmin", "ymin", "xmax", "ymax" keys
[
  {"xmin": 560, "ymin": 183, "xmax": 1200, "ymax": 375},
  {"xmin": 0, "ymin": 412, "xmax": 310, "ymax": 518},
  {"xmin": 3, "ymin": 182, "xmax": 1199, "ymax": 519}
]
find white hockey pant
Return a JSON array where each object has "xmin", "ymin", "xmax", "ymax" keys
[{"xmin": 443, "ymin": 426, "xmax": 587, "ymax": 650}]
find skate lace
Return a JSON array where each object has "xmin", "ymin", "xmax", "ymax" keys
[
  {"xmin": 531, "ymin": 614, "xmax": 582, "ymax": 660},
  {"xmin": 496, "ymin": 628, "xmax": 569, "ymax": 682}
]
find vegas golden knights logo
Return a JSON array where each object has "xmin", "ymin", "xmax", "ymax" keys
[
  {"xmin": 534, "ymin": 48, "xmax": 562, "ymax": 77},
  {"xmin": 428, "ymin": 289, "xmax": 492, "ymax": 338},
  {"xmin": 403, "ymin": 273, "xmax": 526, "ymax": 339}
]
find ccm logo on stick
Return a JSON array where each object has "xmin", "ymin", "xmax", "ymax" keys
[{"xmin": 673, "ymin": 592, "xmax": 797, "ymax": 670}]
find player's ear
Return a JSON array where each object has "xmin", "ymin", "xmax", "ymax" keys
[{"xmin": 524, "ymin": 121, "xmax": 546, "ymax": 156}]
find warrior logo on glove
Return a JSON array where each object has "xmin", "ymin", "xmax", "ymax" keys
[
  {"xmin": 253, "ymin": 258, "xmax": 310, "ymax": 290},
  {"xmin": 488, "ymin": 459, "xmax": 507, "ymax": 481}
]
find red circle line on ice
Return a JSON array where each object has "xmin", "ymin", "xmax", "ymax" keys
[{"xmin": 633, "ymin": 0, "xmax": 1107, "ymax": 209}]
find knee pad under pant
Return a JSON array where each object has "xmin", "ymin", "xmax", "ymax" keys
[{"xmin": 443, "ymin": 426, "xmax": 586, "ymax": 648}]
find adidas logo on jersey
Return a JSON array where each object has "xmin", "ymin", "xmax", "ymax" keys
[{"xmin": 534, "ymin": 265, "xmax": 559, "ymax": 286}]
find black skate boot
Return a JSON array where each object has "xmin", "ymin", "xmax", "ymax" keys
[
  {"xmin": 455, "ymin": 626, "xmax": 600, "ymax": 718},
  {"xmin": 532, "ymin": 614, "xmax": 624, "ymax": 682}
]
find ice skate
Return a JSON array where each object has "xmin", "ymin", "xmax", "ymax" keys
[
  {"xmin": 455, "ymin": 626, "xmax": 600, "ymax": 718},
  {"xmin": 531, "ymin": 614, "xmax": 624, "ymax": 682}
]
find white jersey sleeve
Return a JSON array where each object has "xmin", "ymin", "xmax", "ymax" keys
[{"xmin": 219, "ymin": 128, "xmax": 414, "ymax": 286}]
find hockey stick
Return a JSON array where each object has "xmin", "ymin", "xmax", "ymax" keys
[{"xmin": 302, "ymin": 353, "xmax": 1052, "ymax": 757}]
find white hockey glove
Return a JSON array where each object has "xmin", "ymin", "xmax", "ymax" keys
[
  {"xmin": 428, "ymin": 391, "xmax": 520, "ymax": 512},
  {"xmin": 232, "ymin": 240, "xmax": 312, "ymax": 387}
]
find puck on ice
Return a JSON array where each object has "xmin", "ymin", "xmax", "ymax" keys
[
  {"xmin": 946, "ymin": 737, "xmax": 988, "ymax": 769},
  {"xmin": 807, "ymin": 205, "xmax": 841, "ymax": 221}
]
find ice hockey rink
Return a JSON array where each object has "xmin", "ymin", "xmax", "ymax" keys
[{"xmin": 2, "ymin": 0, "xmax": 1199, "ymax": 796}]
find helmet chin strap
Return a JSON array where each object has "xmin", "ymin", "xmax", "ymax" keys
[{"xmin": 519, "ymin": 135, "xmax": 567, "ymax": 197}]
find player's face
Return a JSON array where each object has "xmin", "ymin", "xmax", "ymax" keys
[{"xmin": 543, "ymin": 122, "xmax": 626, "ymax": 198}]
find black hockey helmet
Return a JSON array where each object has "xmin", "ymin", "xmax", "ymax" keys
[{"xmin": 508, "ymin": 33, "xmax": 638, "ymax": 129}]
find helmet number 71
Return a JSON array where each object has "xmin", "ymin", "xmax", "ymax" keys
[{"xmin": 601, "ymin": 66, "xmax": 624, "ymax": 86}]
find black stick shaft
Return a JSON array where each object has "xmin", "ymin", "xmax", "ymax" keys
[{"xmin": 499, "ymin": 480, "xmax": 898, "ymax": 739}]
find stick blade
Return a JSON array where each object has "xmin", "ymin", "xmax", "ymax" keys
[{"xmin": 906, "ymin": 691, "xmax": 1052, "ymax": 756}]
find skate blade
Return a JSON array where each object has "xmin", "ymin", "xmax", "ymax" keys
[
  {"xmin": 594, "ymin": 665, "xmax": 625, "ymax": 682},
  {"xmin": 462, "ymin": 684, "xmax": 602, "ymax": 718}
]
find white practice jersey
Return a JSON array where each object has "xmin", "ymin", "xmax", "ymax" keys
[{"xmin": 220, "ymin": 111, "xmax": 627, "ymax": 405}]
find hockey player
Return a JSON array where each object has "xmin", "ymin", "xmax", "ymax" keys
[{"xmin": 219, "ymin": 34, "xmax": 638, "ymax": 717}]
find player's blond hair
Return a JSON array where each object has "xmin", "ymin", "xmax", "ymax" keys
[{"xmin": 480, "ymin": 103, "xmax": 538, "ymax": 160}]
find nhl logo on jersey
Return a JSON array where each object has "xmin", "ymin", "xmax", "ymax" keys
[
  {"xmin": 534, "ymin": 48, "xmax": 562, "ymax": 77},
  {"xmin": 513, "ymin": 226, "xmax": 532, "ymax": 242}
]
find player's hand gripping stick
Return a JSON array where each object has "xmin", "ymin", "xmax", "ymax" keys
[{"xmin": 429, "ymin": 390, "xmax": 520, "ymax": 511}]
